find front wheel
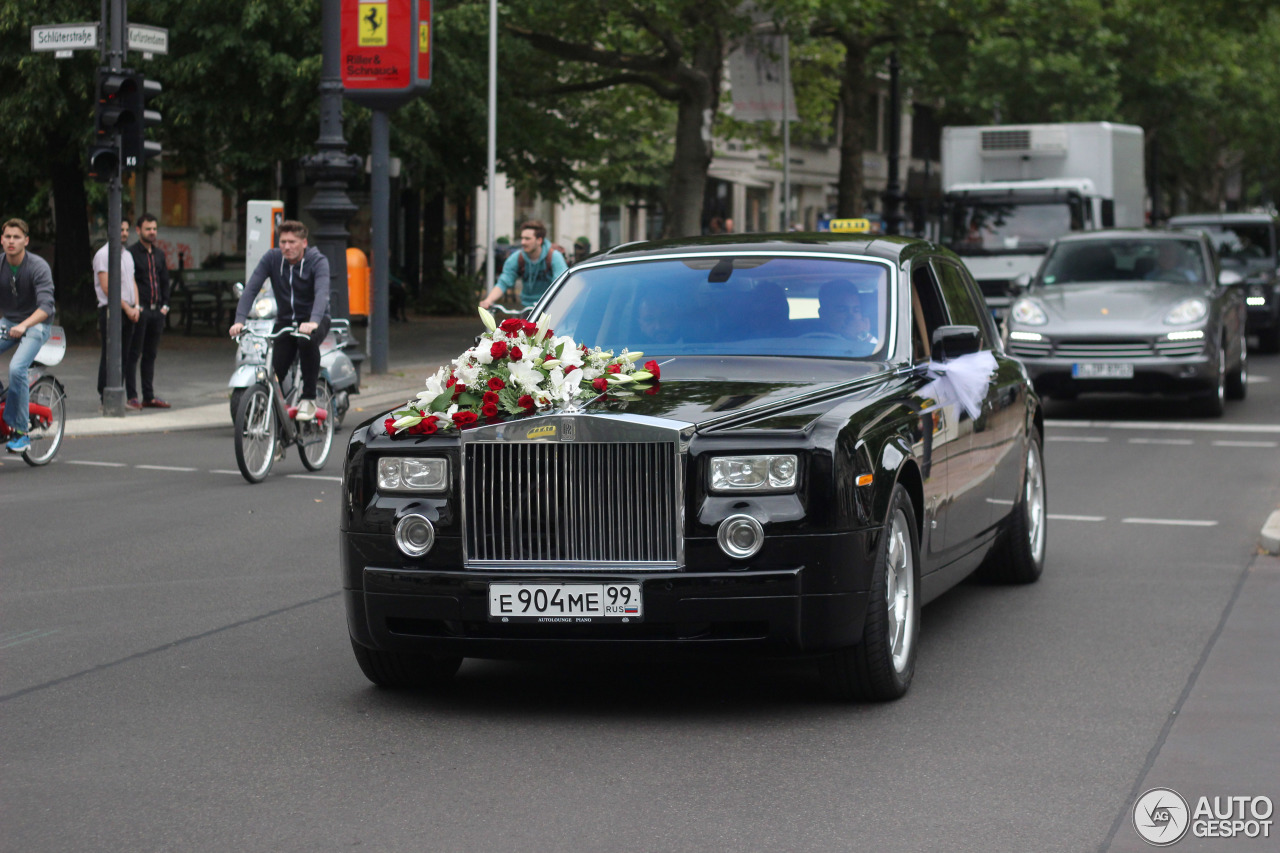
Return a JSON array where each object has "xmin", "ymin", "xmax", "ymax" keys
[
  {"xmin": 1225, "ymin": 329, "xmax": 1247, "ymax": 400},
  {"xmin": 299, "ymin": 379, "xmax": 335, "ymax": 471},
  {"xmin": 350, "ymin": 639, "xmax": 462, "ymax": 690},
  {"xmin": 820, "ymin": 484, "xmax": 921, "ymax": 702},
  {"xmin": 22, "ymin": 375, "xmax": 66, "ymax": 466},
  {"xmin": 1190, "ymin": 346, "xmax": 1226, "ymax": 418},
  {"xmin": 234, "ymin": 384, "xmax": 276, "ymax": 483}
]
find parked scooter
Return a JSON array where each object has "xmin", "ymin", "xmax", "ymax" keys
[{"xmin": 228, "ymin": 283, "xmax": 360, "ymax": 427}]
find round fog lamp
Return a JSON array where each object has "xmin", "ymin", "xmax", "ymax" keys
[
  {"xmin": 717, "ymin": 514, "xmax": 764, "ymax": 560},
  {"xmin": 395, "ymin": 513, "xmax": 436, "ymax": 557}
]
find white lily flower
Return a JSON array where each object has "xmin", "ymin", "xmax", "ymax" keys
[
  {"xmin": 630, "ymin": 370, "xmax": 653, "ymax": 382},
  {"xmin": 393, "ymin": 413, "xmax": 423, "ymax": 430},
  {"xmin": 624, "ymin": 351, "xmax": 645, "ymax": 362},
  {"xmin": 542, "ymin": 359, "xmax": 561, "ymax": 370},
  {"xmin": 535, "ymin": 312, "xmax": 552, "ymax": 342},
  {"xmin": 455, "ymin": 362, "xmax": 481, "ymax": 388},
  {"xmin": 478, "ymin": 306, "xmax": 497, "ymax": 332}
]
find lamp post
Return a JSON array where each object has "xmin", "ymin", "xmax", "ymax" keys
[{"xmin": 881, "ymin": 50, "xmax": 904, "ymax": 236}]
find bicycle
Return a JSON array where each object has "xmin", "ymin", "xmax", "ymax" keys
[
  {"xmin": 232, "ymin": 326, "xmax": 335, "ymax": 484},
  {"xmin": 0, "ymin": 325, "xmax": 67, "ymax": 467}
]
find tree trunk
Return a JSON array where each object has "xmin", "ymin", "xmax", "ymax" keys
[
  {"xmin": 836, "ymin": 39, "xmax": 868, "ymax": 218},
  {"xmin": 662, "ymin": 38, "xmax": 723, "ymax": 239},
  {"xmin": 421, "ymin": 188, "xmax": 445, "ymax": 297},
  {"xmin": 49, "ymin": 135, "xmax": 93, "ymax": 317}
]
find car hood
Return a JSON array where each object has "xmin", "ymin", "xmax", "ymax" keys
[
  {"xmin": 1030, "ymin": 282, "xmax": 1209, "ymax": 330},
  {"xmin": 578, "ymin": 355, "xmax": 888, "ymax": 428}
]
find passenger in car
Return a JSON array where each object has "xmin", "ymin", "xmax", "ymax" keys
[{"xmin": 818, "ymin": 279, "xmax": 879, "ymax": 351}]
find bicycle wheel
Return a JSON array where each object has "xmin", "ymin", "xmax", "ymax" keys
[
  {"xmin": 299, "ymin": 378, "xmax": 335, "ymax": 471},
  {"xmin": 234, "ymin": 384, "xmax": 276, "ymax": 483},
  {"xmin": 23, "ymin": 375, "xmax": 66, "ymax": 467}
]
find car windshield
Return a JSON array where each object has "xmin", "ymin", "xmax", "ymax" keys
[
  {"xmin": 1170, "ymin": 223, "xmax": 1274, "ymax": 265},
  {"xmin": 1039, "ymin": 239, "xmax": 1206, "ymax": 286},
  {"xmin": 539, "ymin": 256, "xmax": 891, "ymax": 359},
  {"xmin": 946, "ymin": 200, "xmax": 1080, "ymax": 255}
]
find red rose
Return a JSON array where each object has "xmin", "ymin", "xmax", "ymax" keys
[
  {"xmin": 499, "ymin": 318, "xmax": 524, "ymax": 333},
  {"xmin": 488, "ymin": 376, "xmax": 505, "ymax": 392},
  {"xmin": 481, "ymin": 402, "xmax": 499, "ymax": 417},
  {"xmin": 483, "ymin": 391, "xmax": 500, "ymax": 405},
  {"xmin": 410, "ymin": 416, "xmax": 439, "ymax": 435},
  {"xmin": 510, "ymin": 346, "xmax": 523, "ymax": 361},
  {"xmin": 592, "ymin": 377, "xmax": 609, "ymax": 392},
  {"xmin": 565, "ymin": 364, "xmax": 578, "ymax": 374},
  {"xmin": 606, "ymin": 363, "xmax": 622, "ymax": 375},
  {"xmin": 490, "ymin": 341, "xmax": 508, "ymax": 360},
  {"xmin": 645, "ymin": 360, "xmax": 661, "ymax": 380},
  {"xmin": 544, "ymin": 328, "xmax": 555, "ymax": 339},
  {"xmin": 522, "ymin": 320, "xmax": 538, "ymax": 336},
  {"xmin": 452, "ymin": 410, "xmax": 479, "ymax": 427},
  {"xmin": 517, "ymin": 394, "xmax": 535, "ymax": 411},
  {"xmin": 384, "ymin": 417, "xmax": 398, "ymax": 434}
]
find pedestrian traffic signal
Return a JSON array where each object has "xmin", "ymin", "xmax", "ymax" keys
[
  {"xmin": 121, "ymin": 75, "xmax": 162, "ymax": 170},
  {"xmin": 94, "ymin": 68, "xmax": 137, "ymax": 144}
]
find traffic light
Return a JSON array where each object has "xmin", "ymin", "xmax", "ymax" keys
[
  {"xmin": 89, "ymin": 68, "xmax": 136, "ymax": 182},
  {"xmin": 121, "ymin": 74, "xmax": 162, "ymax": 170},
  {"xmin": 87, "ymin": 144, "xmax": 120, "ymax": 182}
]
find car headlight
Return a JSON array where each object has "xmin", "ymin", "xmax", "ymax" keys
[
  {"xmin": 1011, "ymin": 298, "xmax": 1048, "ymax": 326},
  {"xmin": 709, "ymin": 454, "xmax": 798, "ymax": 493},
  {"xmin": 250, "ymin": 296, "xmax": 277, "ymax": 319},
  {"xmin": 1164, "ymin": 298, "xmax": 1208, "ymax": 325},
  {"xmin": 377, "ymin": 457, "xmax": 449, "ymax": 493}
]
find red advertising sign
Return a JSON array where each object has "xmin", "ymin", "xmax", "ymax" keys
[{"xmin": 340, "ymin": 0, "xmax": 431, "ymax": 108}]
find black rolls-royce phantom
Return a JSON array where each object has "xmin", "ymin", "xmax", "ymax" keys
[{"xmin": 341, "ymin": 233, "xmax": 1046, "ymax": 700}]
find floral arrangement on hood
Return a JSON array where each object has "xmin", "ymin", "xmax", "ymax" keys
[{"xmin": 384, "ymin": 308, "xmax": 661, "ymax": 435}]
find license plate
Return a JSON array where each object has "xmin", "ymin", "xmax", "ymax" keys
[
  {"xmin": 1072, "ymin": 362, "xmax": 1134, "ymax": 379},
  {"xmin": 488, "ymin": 583, "xmax": 643, "ymax": 623}
]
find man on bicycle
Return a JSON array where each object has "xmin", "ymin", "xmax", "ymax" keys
[
  {"xmin": 1, "ymin": 218, "xmax": 55, "ymax": 453},
  {"xmin": 229, "ymin": 220, "xmax": 330, "ymax": 421},
  {"xmin": 479, "ymin": 219, "xmax": 567, "ymax": 311}
]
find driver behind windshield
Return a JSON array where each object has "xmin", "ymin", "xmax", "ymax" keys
[
  {"xmin": 1146, "ymin": 241, "xmax": 1202, "ymax": 284},
  {"xmin": 818, "ymin": 279, "xmax": 878, "ymax": 352}
]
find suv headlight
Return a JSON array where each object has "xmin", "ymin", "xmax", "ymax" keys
[
  {"xmin": 709, "ymin": 455, "xmax": 798, "ymax": 493},
  {"xmin": 377, "ymin": 457, "xmax": 449, "ymax": 493},
  {"xmin": 1164, "ymin": 298, "xmax": 1208, "ymax": 325},
  {"xmin": 1011, "ymin": 298, "xmax": 1048, "ymax": 326}
]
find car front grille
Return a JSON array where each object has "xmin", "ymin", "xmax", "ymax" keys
[
  {"xmin": 1008, "ymin": 338, "xmax": 1206, "ymax": 359},
  {"xmin": 1054, "ymin": 340, "xmax": 1152, "ymax": 359},
  {"xmin": 462, "ymin": 441, "xmax": 681, "ymax": 568}
]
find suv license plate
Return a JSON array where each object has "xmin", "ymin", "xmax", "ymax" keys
[
  {"xmin": 1073, "ymin": 362, "xmax": 1134, "ymax": 379},
  {"xmin": 489, "ymin": 583, "xmax": 643, "ymax": 622}
]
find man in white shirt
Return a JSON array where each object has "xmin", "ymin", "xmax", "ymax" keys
[{"xmin": 93, "ymin": 220, "xmax": 141, "ymax": 408}]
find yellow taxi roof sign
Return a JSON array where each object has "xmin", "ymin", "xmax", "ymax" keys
[{"xmin": 829, "ymin": 218, "xmax": 873, "ymax": 233}]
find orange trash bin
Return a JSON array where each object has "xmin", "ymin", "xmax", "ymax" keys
[{"xmin": 347, "ymin": 248, "xmax": 370, "ymax": 316}]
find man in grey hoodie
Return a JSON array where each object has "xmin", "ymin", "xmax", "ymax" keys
[
  {"xmin": 229, "ymin": 220, "xmax": 330, "ymax": 421},
  {"xmin": 0, "ymin": 218, "xmax": 56, "ymax": 453}
]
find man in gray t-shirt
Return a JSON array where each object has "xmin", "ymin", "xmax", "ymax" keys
[
  {"xmin": 92, "ymin": 219, "xmax": 141, "ymax": 407},
  {"xmin": 0, "ymin": 218, "xmax": 56, "ymax": 452}
]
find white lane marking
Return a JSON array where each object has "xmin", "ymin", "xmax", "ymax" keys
[
  {"xmin": 286, "ymin": 474, "xmax": 343, "ymax": 482},
  {"xmin": 135, "ymin": 464, "xmax": 198, "ymax": 472},
  {"xmin": 0, "ymin": 628, "xmax": 61, "ymax": 649},
  {"xmin": 1121, "ymin": 518, "xmax": 1218, "ymax": 527},
  {"xmin": 986, "ymin": 498, "xmax": 1014, "ymax": 505},
  {"xmin": 1128, "ymin": 438, "xmax": 1194, "ymax": 445},
  {"xmin": 1245, "ymin": 375, "xmax": 1270, "ymax": 383},
  {"xmin": 1047, "ymin": 436, "xmax": 1109, "ymax": 443},
  {"xmin": 1048, "ymin": 420, "xmax": 1280, "ymax": 434},
  {"xmin": 209, "ymin": 469, "xmax": 242, "ymax": 475},
  {"xmin": 63, "ymin": 460, "xmax": 127, "ymax": 467},
  {"xmin": 1048, "ymin": 514, "xmax": 1106, "ymax": 522},
  {"xmin": 1212, "ymin": 440, "xmax": 1278, "ymax": 448}
]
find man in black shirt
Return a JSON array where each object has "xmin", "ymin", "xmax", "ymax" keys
[{"xmin": 127, "ymin": 213, "xmax": 172, "ymax": 408}]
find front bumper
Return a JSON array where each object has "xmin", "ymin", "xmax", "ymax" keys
[
  {"xmin": 1017, "ymin": 353, "xmax": 1219, "ymax": 397},
  {"xmin": 343, "ymin": 530, "xmax": 873, "ymax": 659}
]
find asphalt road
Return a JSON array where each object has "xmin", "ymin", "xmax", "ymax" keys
[{"xmin": 2, "ymin": 348, "xmax": 1277, "ymax": 852}]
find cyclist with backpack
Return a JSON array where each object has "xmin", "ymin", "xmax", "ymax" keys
[{"xmin": 479, "ymin": 219, "xmax": 568, "ymax": 311}]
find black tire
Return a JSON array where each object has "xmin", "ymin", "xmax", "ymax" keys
[
  {"xmin": 820, "ymin": 484, "xmax": 921, "ymax": 702},
  {"xmin": 229, "ymin": 387, "xmax": 244, "ymax": 423},
  {"xmin": 234, "ymin": 384, "xmax": 276, "ymax": 483},
  {"xmin": 350, "ymin": 639, "xmax": 462, "ymax": 690},
  {"xmin": 1191, "ymin": 345, "xmax": 1226, "ymax": 418},
  {"xmin": 22, "ymin": 375, "xmax": 66, "ymax": 467},
  {"xmin": 1226, "ymin": 329, "xmax": 1247, "ymax": 401},
  {"xmin": 978, "ymin": 432, "xmax": 1047, "ymax": 584},
  {"xmin": 299, "ymin": 379, "xmax": 335, "ymax": 471}
]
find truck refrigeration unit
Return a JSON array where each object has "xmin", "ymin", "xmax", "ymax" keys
[{"xmin": 941, "ymin": 122, "xmax": 1145, "ymax": 315}]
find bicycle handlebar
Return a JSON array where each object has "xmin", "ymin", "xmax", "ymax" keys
[{"xmin": 235, "ymin": 325, "xmax": 311, "ymax": 342}]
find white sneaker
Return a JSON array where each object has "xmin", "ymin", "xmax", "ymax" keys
[{"xmin": 295, "ymin": 399, "xmax": 317, "ymax": 422}]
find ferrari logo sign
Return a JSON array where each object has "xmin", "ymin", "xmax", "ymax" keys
[
  {"xmin": 418, "ymin": 21, "xmax": 429, "ymax": 52},
  {"xmin": 358, "ymin": 2, "xmax": 387, "ymax": 46}
]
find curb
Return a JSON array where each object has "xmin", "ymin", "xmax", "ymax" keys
[{"xmin": 1261, "ymin": 509, "xmax": 1280, "ymax": 555}]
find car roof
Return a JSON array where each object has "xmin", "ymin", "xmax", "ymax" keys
[
  {"xmin": 1167, "ymin": 212, "xmax": 1278, "ymax": 225},
  {"xmin": 586, "ymin": 232, "xmax": 930, "ymax": 265},
  {"xmin": 1052, "ymin": 229, "xmax": 1203, "ymax": 245}
]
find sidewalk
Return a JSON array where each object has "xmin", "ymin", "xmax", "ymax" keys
[{"xmin": 56, "ymin": 314, "xmax": 482, "ymax": 437}]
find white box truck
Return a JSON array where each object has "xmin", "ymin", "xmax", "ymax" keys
[{"xmin": 941, "ymin": 122, "xmax": 1145, "ymax": 313}]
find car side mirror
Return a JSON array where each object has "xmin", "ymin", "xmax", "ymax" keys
[
  {"xmin": 1010, "ymin": 272, "xmax": 1033, "ymax": 294},
  {"xmin": 932, "ymin": 325, "xmax": 982, "ymax": 360},
  {"xmin": 1217, "ymin": 269, "xmax": 1245, "ymax": 286}
]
